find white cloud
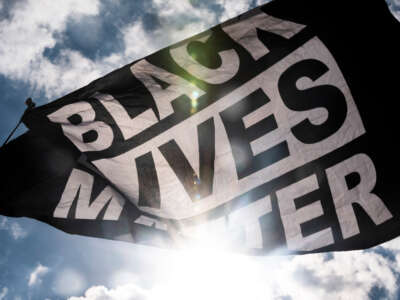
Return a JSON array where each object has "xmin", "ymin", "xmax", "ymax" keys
[
  {"xmin": 68, "ymin": 284, "xmax": 148, "ymax": 300},
  {"xmin": 53, "ymin": 268, "xmax": 87, "ymax": 296},
  {"xmin": 122, "ymin": 0, "xmax": 219, "ymax": 62},
  {"xmin": 120, "ymin": 0, "xmax": 274, "ymax": 71},
  {"xmin": 256, "ymin": 0, "xmax": 272, "ymax": 6},
  {"xmin": 386, "ymin": 0, "xmax": 400, "ymax": 20},
  {"xmin": 0, "ymin": 0, "xmax": 100, "ymax": 99},
  {"xmin": 9, "ymin": 222, "xmax": 27, "ymax": 240},
  {"xmin": 71, "ymin": 241, "xmax": 400, "ymax": 300},
  {"xmin": 122, "ymin": 22, "xmax": 160, "ymax": 61},
  {"xmin": 0, "ymin": 0, "xmax": 212, "ymax": 100},
  {"xmin": 0, "ymin": 0, "xmax": 397, "ymax": 103},
  {"xmin": 28, "ymin": 263, "xmax": 50, "ymax": 287},
  {"xmin": 390, "ymin": 0, "xmax": 400, "ymax": 8},
  {"xmin": 272, "ymin": 251, "xmax": 399, "ymax": 300},
  {"xmin": 216, "ymin": 0, "xmax": 253, "ymax": 21},
  {"xmin": 0, "ymin": 0, "xmax": 276, "ymax": 102},
  {"xmin": 28, "ymin": 49, "xmax": 104, "ymax": 99},
  {"xmin": 214, "ymin": 0, "xmax": 271, "ymax": 22},
  {"xmin": 391, "ymin": 9, "xmax": 400, "ymax": 21},
  {"xmin": 0, "ymin": 287, "xmax": 8, "ymax": 300},
  {"xmin": 0, "ymin": 217, "xmax": 27, "ymax": 240},
  {"xmin": 379, "ymin": 236, "xmax": 400, "ymax": 251},
  {"xmin": 153, "ymin": 0, "xmax": 214, "ymax": 20}
]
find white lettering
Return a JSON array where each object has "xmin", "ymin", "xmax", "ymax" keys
[
  {"xmin": 326, "ymin": 153, "xmax": 392, "ymax": 239},
  {"xmin": 95, "ymin": 93, "xmax": 158, "ymax": 140},
  {"xmin": 131, "ymin": 59, "xmax": 204, "ymax": 120},
  {"xmin": 228, "ymin": 195, "xmax": 272, "ymax": 249},
  {"xmin": 48, "ymin": 101, "xmax": 113, "ymax": 152},
  {"xmin": 94, "ymin": 38, "xmax": 364, "ymax": 220},
  {"xmin": 54, "ymin": 169, "xmax": 125, "ymax": 220},
  {"xmin": 170, "ymin": 32, "xmax": 240, "ymax": 84},
  {"xmin": 276, "ymin": 175, "xmax": 334, "ymax": 251},
  {"xmin": 134, "ymin": 215, "xmax": 168, "ymax": 231},
  {"xmin": 222, "ymin": 9, "xmax": 305, "ymax": 60}
]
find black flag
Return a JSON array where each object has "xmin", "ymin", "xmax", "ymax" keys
[{"xmin": 1, "ymin": 0, "xmax": 399, "ymax": 254}]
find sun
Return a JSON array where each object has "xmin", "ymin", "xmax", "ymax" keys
[{"xmin": 150, "ymin": 239, "xmax": 270, "ymax": 300}]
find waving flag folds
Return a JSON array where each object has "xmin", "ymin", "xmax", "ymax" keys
[{"xmin": 1, "ymin": 0, "xmax": 399, "ymax": 254}]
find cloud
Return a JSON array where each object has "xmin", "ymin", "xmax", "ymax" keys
[
  {"xmin": 2, "ymin": 0, "xmax": 395, "ymax": 105},
  {"xmin": 0, "ymin": 0, "xmax": 101, "ymax": 99},
  {"xmin": 387, "ymin": 0, "xmax": 400, "ymax": 20},
  {"xmin": 0, "ymin": 0, "xmax": 25, "ymax": 21},
  {"xmin": 216, "ymin": 0, "xmax": 254, "ymax": 21},
  {"xmin": 0, "ymin": 287, "xmax": 8, "ymax": 300},
  {"xmin": 0, "ymin": 217, "xmax": 27, "ymax": 240},
  {"xmin": 0, "ymin": 0, "xmax": 275, "ymax": 102},
  {"xmin": 0, "ymin": 0, "xmax": 397, "ymax": 103},
  {"xmin": 71, "ymin": 239, "xmax": 400, "ymax": 300},
  {"xmin": 28, "ymin": 263, "xmax": 50, "ymax": 287},
  {"xmin": 277, "ymin": 250, "xmax": 399, "ymax": 300},
  {"xmin": 53, "ymin": 268, "xmax": 87, "ymax": 296},
  {"xmin": 121, "ymin": 0, "xmax": 223, "ymax": 61},
  {"xmin": 9, "ymin": 222, "xmax": 27, "ymax": 240},
  {"xmin": 118, "ymin": 0, "xmax": 273, "ymax": 79},
  {"xmin": 68, "ymin": 284, "xmax": 148, "ymax": 300},
  {"xmin": 122, "ymin": 21, "xmax": 159, "ymax": 61}
]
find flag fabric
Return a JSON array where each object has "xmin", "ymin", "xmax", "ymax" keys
[{"xmin": 1, "ymin": 0, "xmax": 399, "ymax": 254}]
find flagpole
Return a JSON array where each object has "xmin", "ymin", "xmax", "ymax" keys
[{"xmin": 1, "ymin": 98, "xmax": 36, "ymax": 147}]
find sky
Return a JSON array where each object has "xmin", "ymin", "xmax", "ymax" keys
[{"xmin": 0, "ymin": 0, "xmax": 400, "ymax": 299}]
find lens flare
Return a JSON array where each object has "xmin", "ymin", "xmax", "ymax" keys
[{"xmin": 191, "ymin": 91, "xmax": 200, "ymax": 100}]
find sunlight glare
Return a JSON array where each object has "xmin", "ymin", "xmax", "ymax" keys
[{"xmin": 151, "ymin": 237, "xmax": 270, "ymax": 300}]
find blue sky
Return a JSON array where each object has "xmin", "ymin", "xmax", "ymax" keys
[{"xmin": 0, "ymin": 0, "xmax": 400, "ymax": 299}]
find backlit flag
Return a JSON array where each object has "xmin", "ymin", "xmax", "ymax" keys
[{"xmin": 1, "ymin": 0, "xmax": 399, "ymax": 254}]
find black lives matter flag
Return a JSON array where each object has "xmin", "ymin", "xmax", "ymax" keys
[{"xmin": 1, "ymin": 0, "xmax": 399, "ymax": 254}]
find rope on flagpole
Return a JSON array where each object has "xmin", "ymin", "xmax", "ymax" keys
[{"xmin": 1, "ymin": 98, "xmax": 36, "ymax": 147}]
